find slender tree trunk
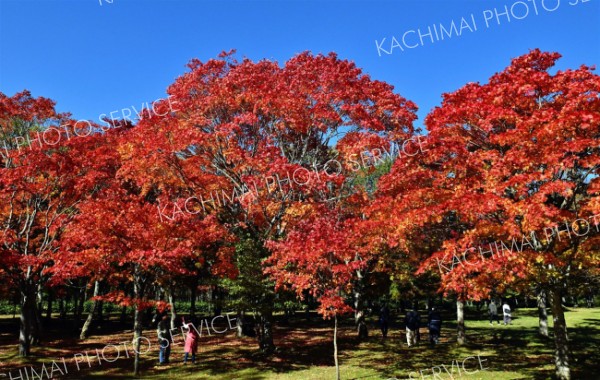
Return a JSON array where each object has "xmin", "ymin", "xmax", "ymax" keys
[
  {"xmin": 190, "ymin": 279, "xmax": 197, "ymax": 317},
  {"xmin": 73, "ymin": 288, "xmax": 79, "ymax": 321},
  {"xmin": 31, "ymin": 296, "xmax": 43, "ymax": 346},
  {"xmin": 80, "ymin": 281, "xmax": 101, "ymax": 340},
  {"xmin": 537, "ymin": 288, "xmax": 549, "ymax": 338},
  {"xmin": 333, "ymin": 315, "xmax": 340, "ymax": 380},
  {"xmin": 427, "ymin": 297, "xmax": 433, "ymax": 311},
  {"xmin": 214, "ymin": 286, "xmax": 222, "ymax": 316},
  {"xmin": 207, "ymin": 286, "xmax": 214, "ymax": 315},
  {"xmin": 133, "ymin": 277, "xmax": 144, "ymax": 377},
  {"xmin": 18, "ymin": 285, "xmax": 36, "ymax": 356},
  {"xmin": 236, "ymin": 310, "xmax": 245, "ymax": 337},
  {"xmin": 74, "ymin": 284, "xmax": 85, "ymax": 323},
  {"xmin": 133, "ymin": 306, "xmax": 143, "ymax": 376},
  {"xmin": 36, "ymin": 284, "xmax": 44, "ymax": 320},
  {"xmin": 550, "ymin": 286, "xmax": 570, "ymax": 380},
  {"xmin": 58, "ymin": 297, "xmax": 65, "ymax": 319},
  {"xmin": 354, "ymin": 270, "xmax": 368, "ymax": 339},
  {"xmin": 45, "ymin": 290, "xmax": 53, "ymax": 321},
  {"xmin": 78, "ymin": 285, "xmax": 86, "ymax": 321},
  {"xmin": 456, "ymin": 299, "xmax": 466, "ymax": 345},
  {"xmin": 168, "ymin": 288, "xmax": 177, "ymax": 330},
  {"xmin": 355, "ymin": 309, "xmax": 368, "ymax": 339},
  {"xmin": 120, "ymin": 305, "xmax": 127, "ymax": 324},
  {"xmin": 97, "ymin": 300, "xmax": 104, "ymax": 323}
]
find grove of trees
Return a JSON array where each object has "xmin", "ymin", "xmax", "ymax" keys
[{"xmin": 0, "ymin": 49, "xmax": 598, "ymax": 380}]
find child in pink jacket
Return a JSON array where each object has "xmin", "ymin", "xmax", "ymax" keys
[{"xmin": 182, "ymin": 317, "xmax": 199, "ymax": 364}]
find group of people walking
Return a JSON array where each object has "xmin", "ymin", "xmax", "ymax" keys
[
  {"xmin": 401, "ymin": 307, "xmax": 441, "ymax": 347},
  {"xmin": 156, "ymin": 301, "xmax": 514, "ymax": 358},
  {"xmin": 488, "ymin": 300, "xmax": 512, "ymax": 325},
  {"xmin": 379, "ymin": 304, "xmax": 442, "ymax": 347},
  {"xmin": 156, "ymin": 314, "xmax": 199, "ymax": 365},
  {"xmin": 378, "ymin": 299, "xmax": 513, "ymax": 346}
]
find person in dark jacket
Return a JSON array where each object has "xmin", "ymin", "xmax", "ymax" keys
[
  {"xmin": 427, "ymin": 307, "xmax": 442, "ymax": 345},
  {"xmin": 404, "ymin": 308, "xmax": 420, "ymax": 347},
  {"xmin": 489, "ymin": 300, "xmax": 500, "ymax": 324},
  {"xmin": 379, "ymin": 304, "xmax": 390, "ymax": 338},
  {"xmin": 157, "ymin": 314, "xmax": 171, "ymax": 365}
]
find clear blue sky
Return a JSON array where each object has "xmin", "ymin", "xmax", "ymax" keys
[{"xmin": 1, "ymin": 0, "xmax": 598, "ymax": 130}]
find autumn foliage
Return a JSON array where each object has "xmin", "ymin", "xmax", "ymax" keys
[{"xmin": 0, "ymin": 50, "xmax": 598, "ymax": 380}]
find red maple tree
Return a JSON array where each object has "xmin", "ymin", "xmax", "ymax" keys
[{"xmin": 370, "ymin": 50, "xmax": 600, "ymax": 380}]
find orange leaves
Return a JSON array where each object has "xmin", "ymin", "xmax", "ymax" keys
[
  {"xmin": 367, "ymin": 49, "xmax": 600, "ymax": 299},
  {"xmin": 4, "ymin": 49, "xmax": 596, "ymax": 319}
]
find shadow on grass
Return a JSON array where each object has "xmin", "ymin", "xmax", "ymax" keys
[
  {"xmin": 356, "ymin": 308, "xmax": 599, "ymax": 380},
  {"xmin": 0, "ymin": 309, "xmax": 599, "ymax": 379}
]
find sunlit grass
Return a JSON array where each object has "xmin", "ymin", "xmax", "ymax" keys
[{"xmin": 0, "ymin": 307, "xmax": 598, "ymax": 379}]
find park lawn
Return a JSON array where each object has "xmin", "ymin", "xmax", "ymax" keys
[{"xmin": 0, "ymin": 307, "xmax": 598, "ymax": 379}]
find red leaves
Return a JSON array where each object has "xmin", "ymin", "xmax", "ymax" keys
[
  {"xmin": 369, "ymin": 49, "xmax": 600, "ymax": 299},
  {"xmin": 0, "ymin": 90, "xmax": 59, "ymax": 128},
  {"xmin": 4, "ymin": 49, "xmax": 596, "ymax": 320},
  {"xmin": 266, "ymin": 209, "xmax": 372, "ymax": 317}
]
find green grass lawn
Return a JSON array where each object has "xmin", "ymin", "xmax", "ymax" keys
[{"xmin": 0, "ymin": 307, "xmax": 598, "ymax": 379}]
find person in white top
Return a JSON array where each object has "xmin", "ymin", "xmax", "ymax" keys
[{"xmin": 502, "ymin": 302, "xmax": 512, "ymax": 325}]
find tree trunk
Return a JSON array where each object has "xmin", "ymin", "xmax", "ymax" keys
[
  {"xmin": 80, "ymin": 281, "xmax": 101, "ymax": 340},
  {"xmin": 36, "ymin": 284, "xmax": 44, "ymax": 319},
  {"xmin": 550, "ymin": 286, "xmax": 570, "ymax": 380},
  {"xmin": 74, "ymin": 284, "xmax": 86, "ymax": 323},
  {"xmin": 58, "ymin": 297, "xmax": 66, "ymax": 320},
  {"xmin": 427, "ymin": 297, "xmax": 433, "ymax": 310},
  {"xmin": 73, "ymin": 288, "xmax": 79, "ymax": 321},
  {"xmin": 456, "ymin": 299, "xmax": 466, "ymax": 345},
  {"xmin": 355, "ymin": 309, "xmax": 368, "ymax": 339},
  {"xmin": 168, "ymin": 288, "xmax": 177, "ymax": 330},
  {"xmin": 45, "ymin": 290, "xmax": 53, "ymax": 321},
  {"xmin": 333, "ymin": 314, "xmax": 340, "ymax": 380},
  {"xmin": 97, "ymin": 300, "xmax": 104, "ymax": 323},
  {"xmin": 258, "ymin": 309, "xmax": 275, "ymax": 354},
  {"xmin": 207, "ymin": 286, "xmax": 214, "ymax": 315},
  {"xmin": 18, "ymin": 286, "xmax": 36, "ymax": 356},
  {"xmin": 537, "ymin": 288, "xmax": 549, "ymax": 338},
  {"xmin": 31, "ymin": 297, "xmax": 43, "ymax": 346},
  {"xmin": 78, "ymin": 286, "xmax": 86, "ymax": 320},
  {"xmin": 354, "ymin": 270, "xmax": 368, "ymax": 339},
  {"xmin": 214, "ymin": 286, "xmax": 222, "ymax": 316},
  {"xmin": 120, "ymin": 305, "xmax": 127, "ymax": 324},
  {"xmin": 133, "ymin": 306, "xmax": 143, "ymax": 376},
  {"xmin": 133, "ymin": 278, "xmax": 144, "ymax": 377},
  {"xmin": 190, "ymin": 279, "xmax": 197, "ymax": 317},
  {"xmin": 236, "ymin": 310, "xmax": 245, "ymax": 338}
]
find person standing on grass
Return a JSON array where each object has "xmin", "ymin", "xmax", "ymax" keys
[
  {"xmin": 182, "ymin": 316, "xmax": 199, "ymax": 364},
  {"xmin": 157, "ymin": 313, "xmax": 171, "ymax": 365},
  {"xmin": 502, "ymin": 301, "xmax": 512, "ymax": 325},
  {"xmin": 489, "ymin": 300, "xmax": 500, "ymax": 325},
  {"xmin": 404, "ymin": 308, "xmax": 420, "ymax": 347},
  {"xmin": 427, "ymin": 307, "xmax": 442, "ymax": 345},
  {"xmin": 379, "ymin": 303, "xmax": 390, "ymax": 338}
]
